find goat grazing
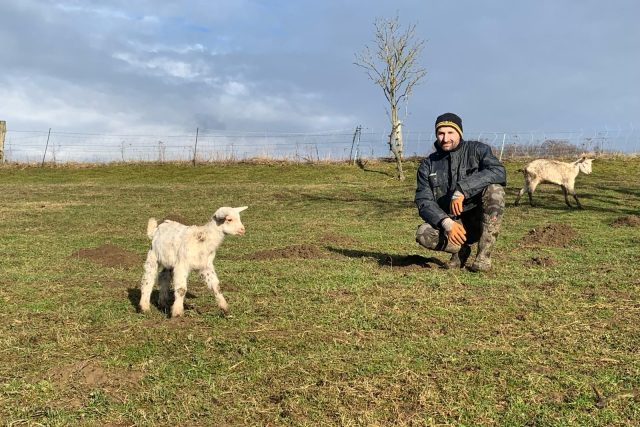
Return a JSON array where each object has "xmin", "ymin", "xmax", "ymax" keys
[
  {"xmin": 139, "ymin": 206, "xmax": 248, "ymax": 317},
  {"xmin": 514, "ymin": 157, "xmax": 593, "ymax": 208}
]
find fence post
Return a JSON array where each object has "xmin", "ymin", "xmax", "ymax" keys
[
  {"xmin": 0, "ymin": 121, "xmax": 6, "ymax": 163},
  {"xmin": 349, "ymin": 125, "xmax": 361, "ymax": 165},
  {"xmin": 192, "ymin": 127, "xmax": 199, "ymax": 166},
  {"xmin": 499, "ymin": 133, "xmax": 506, "ymax": 161},
  {"xmin": 41, "ymin": 128, "xmax": 52, "ymax": 166}
]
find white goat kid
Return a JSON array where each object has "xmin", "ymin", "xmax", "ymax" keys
[
  {"xmin": 515, "ymin": 157, "xmax": 593, "ymax": 208},
  {"xmin": 139, "ymin": 206, "xmax": 248, "ymax": 317}
]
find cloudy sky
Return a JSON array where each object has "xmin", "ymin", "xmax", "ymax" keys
[{"xmin": 1, "ymin": 0, "xmax": 638, "ymax": 137}]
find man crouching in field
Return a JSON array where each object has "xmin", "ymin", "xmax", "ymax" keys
[{"xmin": 415, "ymin": 113, "xmax": 506, "ymax": 272}]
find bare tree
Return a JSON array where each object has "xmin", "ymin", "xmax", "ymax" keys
[{"xmin": 355, "ymin": 16, "xmax": 426, "ymax": 180}]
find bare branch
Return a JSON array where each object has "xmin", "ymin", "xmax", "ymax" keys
[{"xmin": 354, "ymin": 16, "xmax": 426, "ymax": 113}]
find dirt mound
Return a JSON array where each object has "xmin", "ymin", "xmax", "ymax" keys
[
  {"xmin": 72, "ymin": 244, "xmax": 142, "ymax": 268},
  {"xmin": 612, "ymin": 215, "xmax": 640, "ymax": 227},
  {"xmin": 49, "ymin": 360, "xmax": 109, "ymax": 387},
  {"xmin": 249, "ymin": 244, "xmax": 326, "ymax": 260},
  {"xmin": 521, "ymin": 224, "xmax": 577, "ymax": 247}
]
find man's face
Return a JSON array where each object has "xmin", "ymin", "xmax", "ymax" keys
[{"xmin": 436, "ymin": 126, "xmax": 461, "ymax": 151}]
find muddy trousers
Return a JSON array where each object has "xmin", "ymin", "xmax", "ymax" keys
[{"xmin": 415, "ymin": 184, "xmax": 505, "ymax": 271}]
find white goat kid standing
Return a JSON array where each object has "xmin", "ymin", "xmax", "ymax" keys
[
  {"xmin": 139, "ymin": 206, "xmax": 248, "ymax": 317},
  {"xmin": 514, "ymin": 157, "xmax": 593, "ymax": 208}
]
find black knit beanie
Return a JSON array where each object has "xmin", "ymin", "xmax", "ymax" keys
[{"xmin": 435, "ymin": 112, "xmax": 463, "ymax": 138}]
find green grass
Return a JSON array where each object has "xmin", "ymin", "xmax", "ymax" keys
[{"xmin": 0, "ymin": 158, "xmax": 639, "ymax": 426}]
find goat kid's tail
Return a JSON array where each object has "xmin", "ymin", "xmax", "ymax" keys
[{"xmin": 146, "ymin": 218, "xmax": 158, "ymax": 239}]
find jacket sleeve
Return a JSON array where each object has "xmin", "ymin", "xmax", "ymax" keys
[
  {"xmin": 415, "ymin": 160, "xmax": 449, "ymax": 228},
  {"xmin": 456, "ymin": 143, "xmax": 507, "ymax": 199}
]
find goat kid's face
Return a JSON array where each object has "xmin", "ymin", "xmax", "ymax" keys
[{"xmin": 214, "ymin": 206, "xmax": 248, "ymax": 235}]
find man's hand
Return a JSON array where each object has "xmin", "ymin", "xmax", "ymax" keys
[
  {"xmin": 450, "ymin": 191, "xmax": 465, "ymax": 216},
  {"xmin": 447, "ymin": 221, "xmax": 467, "ymax": 246},
  {"xmin": 441, "ymin": 218, "xmax": 467, "ymax": 246}
]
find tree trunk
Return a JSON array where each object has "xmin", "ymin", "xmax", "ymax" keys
[{"xmin": 388, "ymin": 113, "xmax": 405, "ymax": 180}]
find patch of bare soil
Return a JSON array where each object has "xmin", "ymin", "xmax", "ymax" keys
[
  {"xmin": 527, "ymin": 256, "xmax": 557, "ymax": 267},
  {"xmin": 71, "ymin": 244, "xmax": 142, "ymax": 269},
  {"xmin": 249, "ymin": 244, "xmax": 326, "ymax": 260},
  {"xmin": 612, "ymin": 214, "xmax": 640, "ymax": 227},
  {"xmin": 46, "ymin": 360, "xmax": 144, "ymax": 409},
  {"xmin": 48, "ymin": 359, "xmax": 143, "ymax": 388},
  {"xmin": 520, "ymin": 223, "xmax": 578, "ymax": 247}
]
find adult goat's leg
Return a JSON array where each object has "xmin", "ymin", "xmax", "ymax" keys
[
  {"xmin": 527, "ymin": 178, "xmax": 540, "ymax": 206},
  {"xmin": 561, "ymin": 185, "xmax": 573, "ymax": 208},
  {"xmin": 514, "ymin": 186, "xmax": 526, "ymax": 206},
  {"xmin": 572, "ymin": 190, "xmax": 584, "ymax": 209}
]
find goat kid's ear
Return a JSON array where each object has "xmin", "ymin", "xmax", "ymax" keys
[
  {"xmin": 213, "ymin": 209, "xmax": 226, "ymax": 221},
  {"xmin": 235, "ymin": 206, "xmax": 248, "ymax": 213}
]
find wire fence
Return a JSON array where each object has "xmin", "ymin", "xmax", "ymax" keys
[{"xmin": 2, "ymin": 125, "xmax": 639, "ymax": 164}]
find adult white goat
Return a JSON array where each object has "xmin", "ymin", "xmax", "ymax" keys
[
  {"xmin": 514, "ymin": 157, "xmax": 593, "ymax": 208},
  {"xmin": 139, "ymin": 206, "xmax": 248, "ymax": 317}
]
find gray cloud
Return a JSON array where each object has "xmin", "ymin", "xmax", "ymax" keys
[{"xmin": 0, "ymin": 0, "xmax": 638, "ymax": 140}]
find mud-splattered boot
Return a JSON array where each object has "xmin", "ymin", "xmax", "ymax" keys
[
  {"xmin": 447, "ymin": 244, "xmax": 471, "ymax": 269},
  {"xmin": 469, "ymin": 184, "xmax": 505, "ymax": 272},
  {"xmin": 468, "ymin": 226, "xmax": 497, "ymax": 272}
]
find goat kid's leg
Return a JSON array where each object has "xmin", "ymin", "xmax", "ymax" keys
[
  {"xmin": 139, "ymin": 250, "xmax": 158, "ymax": 312},
  {"xmin": 170, "ymin": 265, "xmax": 189, "ymax": 318},
  {"xmin": 157, "ymin": 268, "xmax": 173, "ymax": 310},
  {"xmin": 201, "ymin": 266, "xmax": 229, "ymax": 314}
]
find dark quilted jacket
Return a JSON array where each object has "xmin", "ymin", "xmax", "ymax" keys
[{"xmin": 415, "ymin": 139, "xmax": 506, "ymax": 228}]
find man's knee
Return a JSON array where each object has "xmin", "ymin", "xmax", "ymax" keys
[{"xmin": 415, "ymin": 223, "xmax": 442, "ymax": 250}]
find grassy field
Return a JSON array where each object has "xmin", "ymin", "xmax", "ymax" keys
[{"xmin": 0, "ymin": 157, "xmax": 639, "ymax": 426}]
